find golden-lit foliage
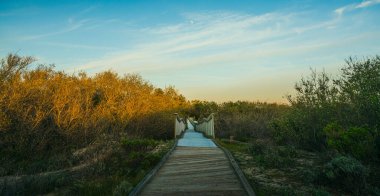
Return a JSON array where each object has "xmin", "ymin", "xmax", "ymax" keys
[{"xmin": 0, "ymin": 54, "xmax": 189, "ymax": 155}]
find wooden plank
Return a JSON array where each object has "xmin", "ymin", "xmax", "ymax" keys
[
  {"xmin": 213, "ymin": 139, "xmax": 256, "ymax": 196},
  {"xmin": 142, "ymin": 189, "xmax": 246, "ymax": 196},
  {"xmin": 164, "ymin": 158, "xmax": 227, "ymax": 166},
  {"xmin": 139, "ymin": 146, "xmax": 247, "ymax": 196},
  {"xmin": 129, "ymin": 139, "xmax": 178, "ymax": 196}
]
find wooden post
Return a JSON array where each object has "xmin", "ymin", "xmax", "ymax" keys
[{"xmin": 174, "ymin": 113, "xmax": 178, "ymax": 139}]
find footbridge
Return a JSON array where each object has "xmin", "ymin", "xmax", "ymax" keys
[{"xmin": 130, "ymin": 114, "xmax": 255, "ymax": 196}]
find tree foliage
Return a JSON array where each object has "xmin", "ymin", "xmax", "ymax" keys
[
  {"xmin": 324, "ymin": 123, "xmax": 376, "ymax": 161},
  {"xmin": 186, "ymin": 101, "xmax": 288, "ymax": 141},
  {"xmin": 273, "ymin": 56, "xmax": 380, "ymax": 155},
  {"xmin": 0, "ymin": 54, "xmax": 189, "ymax": 159}
]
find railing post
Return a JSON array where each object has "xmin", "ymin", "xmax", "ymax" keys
[
  {"xmin": 174, "ymin": 113, "xmax": 187, "ymax": 139},
  {"xmin": 211, "ymin": 113, "xmax": 215, "ymax": 138},
  {"xmin": 194, "ymin": 113, "xmax": 215, "ymax": 138},
  {"xmin": 174, "ymin": 113, "xmax": 178, "ymax": 139}
]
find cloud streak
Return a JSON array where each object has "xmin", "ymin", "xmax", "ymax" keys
[
  {"xmin": 19, "ymin": 6, "xmax": 99, "ymax": 41},
  {"xmin": 334, "ymin": 0, "xmax": 380, "ymax": 16},
  {"xmin": 4, "ymin": 1, "xmax": 379, "ymax": 102},
  {"xmin": 77, "ymin": 10, "xmax": 339, "ymax": 73},
  {"xmin": 20, "ymin": 19, "xmax": 90, "ymax": 41},
  {"xmin": 66, "ymin": 5, "xmax": 380, "ymax": 102}
]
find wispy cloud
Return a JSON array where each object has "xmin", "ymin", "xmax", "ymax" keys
[
  {"xmin": 19, "ymin": 6, "xmax": 98, "ymax": 41},
  {"xmin": 77, "ymin": 10, "xmax": 339, "ymax": 73},
  {"xmin": 356, "ymin": 0, "xmax": 380, "ymax": 8},
  {"xmin": 334, "ymin": 0, "xmax": 380, "ymax": 16},
  {"xmin": 5, "ymin": 1, "xmax": 378, "ymax": 102},
  {"xmin": 63, "ymin": 6, "xmax": 380, "ymax": 102},
  {"xmin": 41, "ymin": 42, "xmax": 117, "ymax": 50},
  {"xmin": 20, "ymin": 19, "xmax": 89, "ymax": 41}
]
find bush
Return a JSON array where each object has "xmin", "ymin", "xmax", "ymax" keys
[
  {"xmin": 120, "ymin": 138, "xmax": 164, "ymax": 172},
  {"xmin": 312, "ymin": 188, "xmax": 331, "ymax": 196},
  {"xmin": 121, "ymin": 138, "xmax": 158, "ymax": 153},
  {"xmin": 113, "ymin": 180, "xmax": 133, "ymax": 196},
  {"xmin": 248, "ymin": 141, "xmax": 267, "ymax": 155},
  {"xmin": 126, "ymin": 111, "xmax": 177, "ymax": 140},
  {"xmin": 274, "ymin": 56, "xmax": 380, "ymax": 152},
  {"xmin": 298, "ymin": 168, "xmax": 319, "ymax": 185},
  {"xmin": 324, "ymin": 123, "xmax": 376, "ymax": 161},
  {"xmin": 142, "ymin": 153, "xmax": 161, "ymax": 169},
  {"xmin": 367, "ymin": 186, "xmax": 380, "ymax": 196},
  {"xmin": 253, "ymin": 146, "xmax": 296, "ymax": 168},
  {"xmin": 322, "ymin": 155, "xmax": 368, "ymax": 194},
  {"xmin": 187, "ymin": 101, "xmax": 288, "ymax": 140},
  {"xmin": 0, "ymin": 53, "xmax": 189, "ymax": 174}
]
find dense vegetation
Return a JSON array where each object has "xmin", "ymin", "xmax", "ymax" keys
[
  {"xmin": 274, "ymin": 57, "xmax": 379, "ymax": 154},
  {"xmin": 187, "ymin": 101, "xmax": 288, "ymax": 141},
  {"xmin": 215, "ymin": 56, "xmax": 380, "ymax": 195},
  {"xmin": 0, "ymin": 54, "xmax": 187, "ymax": 194},
  {"xmin": 1, "ymin": 53, "xmax": 379, "ymax": 195}
]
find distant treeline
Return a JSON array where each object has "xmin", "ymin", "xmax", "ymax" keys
[{"xmin": 187, "ymin": 100, "xmax": 289, "ymax": 141}]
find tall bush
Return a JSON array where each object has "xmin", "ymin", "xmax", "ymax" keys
[
  {"xmin": 324, "ymin": 123, "xmax": 376, "ymax": 161},
  {"xmin": 323, "ymin": 155, "xmax": 368, "ymax": 194},
  {"xmin": 0, "ymin": 54, "xmax": 189, "ymax": 158},
  {"xmin": 273, "ymin": 56, "xmax": 380, "ymax": 152}
]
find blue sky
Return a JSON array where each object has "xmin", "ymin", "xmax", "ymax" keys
[{"xmin": 1, "ymin": 0, "xmax": 380, "ymax": 102}]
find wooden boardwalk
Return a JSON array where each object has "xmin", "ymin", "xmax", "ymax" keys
[
  {"xmin": 136, "ymin": 127, "xmax": 253, "ymax": 196},
  {"xmin": 140, "ymin": 146, "xmax": 247, "ymax": 195}
]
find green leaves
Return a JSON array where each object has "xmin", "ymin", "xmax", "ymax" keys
[
  {"xmin": 323, "ymin": 155, "xmax": 368, "ymax": 194},
  {"xmin": 275, "ymin": 56, "xmax": 380, "ymax": 152},
  {"xmin": 340, "ymin": 56, "xmax": 380, "ymax": 128},
  {"xmin": 324, "ymin": 123, "xmax": 376, "ymax": 161},
  {"xmin": 121, "ymin": 138, "xmax": 158, "ymax": 153}
]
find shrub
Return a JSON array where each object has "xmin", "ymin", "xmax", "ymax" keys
[
  {"xmin": 312, "ymin": 188, "xmax": 331, "ymax": 196},
  {"xmin": 277, "ymin": 146, "xmax": 297, "ymax": 158},
  {"xmin": 367, "ymin": 186, "xmax": 380, "ymax": 196},
  {"xmin": 298, "ymin": 168, "xmax": 319, "ymax": 184},
  {"xmin": 113, "ymin": 180, "xmax": 133, "ymax": 196},
  {"xmin": 121, "ymin": 138, "xmax": 158, "ymax": 153},
  {"xmin": 0, "ymin": 53, "xmax": 189, "ymax": 171},
  {"xmin": 338, "ymin": 56, "xmax": 380, "ymax": 129},
  {"xmin": 126, "ymin": 111, "xmax": 177, "ymax": 140},
  {"xmin": 248, "ymin": 141, "xmax": 267, "ymax": 155},
  {"xmin": 120, "ymin": 138, "xmax": 165, "ymax": 173},
  {"xmin": 275, "ymin": 56, "xmax": 380, "ymax": 151},
  {"xmin": 324, "ymin": 123, "xmax": 376, "ymax": 161},
  {"xmin": 187, "ymin": 101, "xmax": 288, "ymax": 140},
  {"xmin": 142, "ymin": 153, "xmax": 161, "ymax": 169},
  {"xmin": 322, "ymin": 155, "xmax": 368, "ymax": 194},
  {"xmin": 253, "ymin": 146, "xmax": 296, "ymax": 168}
]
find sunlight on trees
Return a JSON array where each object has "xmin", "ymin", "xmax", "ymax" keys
[{"xmin": 0, "ymin": 53, "xmax": 189, "ymax": 156}]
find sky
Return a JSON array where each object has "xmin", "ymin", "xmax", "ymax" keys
[{"xmin": 1, "ymin": 0, "xmax": 380, "ymax": 103}]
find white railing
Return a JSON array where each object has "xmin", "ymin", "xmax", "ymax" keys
[
  {"xmin": 188, "ymin": 118, "xmax": 196, "ymax": 129},
  {"xmin": 195, "ymin": 113, "xmax": 215, "ymax": 138},
  {"xmin": 174, "ymin": 113, "xmax": 186, "ymax": 138}
]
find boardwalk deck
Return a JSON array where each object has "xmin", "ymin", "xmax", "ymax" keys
[
  {"xmin": 139, "ymin": 129, "xmax": 249, "ymax": 196},
  {"xmin": 140, "ymin": 147, "xmax": 246, "ymax": 196}
]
